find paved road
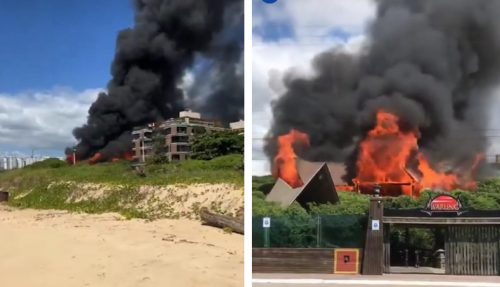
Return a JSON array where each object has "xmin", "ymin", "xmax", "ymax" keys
[{"xmin": 253, "ymin": 273, "xmax": 500, "ymax": 287}]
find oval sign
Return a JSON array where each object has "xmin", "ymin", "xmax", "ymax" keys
[{"xmin": 428, "ymin": 194, "xmax": 460, "ymax": 211}]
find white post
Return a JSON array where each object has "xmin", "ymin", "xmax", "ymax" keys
[{"xmin": 141, "ymin": 136, "xmax": 145, "ymax": 163}]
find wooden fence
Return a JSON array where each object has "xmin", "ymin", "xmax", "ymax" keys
[
  {"xmin": 446, "ymin": 225, "xmax": 500, "ymax": 275},
  {"xmin": 253, "ymin": 248, "xmax": 336, "ymax": 273}
]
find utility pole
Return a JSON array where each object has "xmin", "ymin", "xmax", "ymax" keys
[
  {"xmin": 141, "ymin": 135, "xmax": 146, "ymax": 163},
  {"xmin": 142, "ymin": 138, "xmax": 146, "ymax": 162}
]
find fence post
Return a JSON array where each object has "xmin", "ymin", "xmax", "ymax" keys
[
  {"xmin": 316, "ymin": 215, "xmax": 321, "ymax": 248},
  {"xmin": 362, "ymin": 196, "xmax": 385, "ymax": 275},
  {"xmin": 263, "ymin": 217, "xmax": 271, "ymax": 248},
  {"xmin": 264, "ymin": 227, "xmax": 270, "ymax": 248}
]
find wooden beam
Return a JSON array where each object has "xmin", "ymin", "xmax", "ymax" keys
[
  {"xmin": 383, "ymin": 216, "xmax": 500, "ymax": 225},
  {"xmin": 253, "ymin": 248, "xmax": 335, "ymax": 274}
]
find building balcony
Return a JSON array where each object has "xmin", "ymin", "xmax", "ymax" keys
[{"xmin": 132, "ymin": 146, "xmax": 153, "ymax": 151}]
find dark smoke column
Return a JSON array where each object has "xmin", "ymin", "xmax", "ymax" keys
[
  {"xmin": 67, "ymin": 0, "xmax": 243, "ymax": 162},
  {"xmin": 266, "ymin": 0, "xmax": 500, "ymax": 181}
]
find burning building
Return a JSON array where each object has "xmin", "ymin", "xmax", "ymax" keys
[
  {"xmin": 265, "ymin": 0, "xmax": 500, "ymax": 198},
  {"xmin": 132, "ymin": 110, "xmax": 227, "ymax": 162},
  {"xmin": 66, "ymin": 0, "xmax": 243, "ymax": 164},
  {"xmin": 267, "ymin": 158, "xmax": 342, "ymax": 208}
]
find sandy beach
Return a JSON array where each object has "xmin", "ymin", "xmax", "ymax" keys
[{"xmin": 0, "ymin": 205, "xmax": 243, "ymax": 287}]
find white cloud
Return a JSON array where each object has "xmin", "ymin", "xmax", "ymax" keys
[
  {"xmin": 252, "ymin": 33, "xmax": 368, "ymax": 174},
  {"xmin": 252, "ymin": 1, "xmax": 376, "ymax": 175},
  {"xmin": 253, "ymin": 159, "xmax": 271, "ymax": 176},
  {"xmin": 253, "ymin": 0, "xmax": 376, "ymax": 41},
  {"xmin": 487, "ymin": 90, "xmax": 500, "ymax": 160},
  {"xmin": 283, "ymin": 0, "xmax": 375, "ymax": 37},
  {"xmin": 252, "ymin": 0, "xmax": 500, "ymax": 175},
  {"xmin": 0, "ymin": 87, "xmax": 101, "ymax": 154}
]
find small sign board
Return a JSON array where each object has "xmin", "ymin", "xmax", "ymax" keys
[
  {"xmin": 422, "ymin": 194, "xmax": 464, "ymax": 216},
  {"xmin": 371, "ymin": 219, "xmax": 380, "ymax": 231},
  {"xmin": 333, "ymin": 249, "xmax": 360, "ymax": 274},
  {"xmin": 263, "ymin": 217, "xmax": 271, "ymax": 228}
]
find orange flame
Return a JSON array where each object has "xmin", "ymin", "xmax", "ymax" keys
[
  {"xmin": 111, "ymin": 151, "xmax": 135, "ymax": 162},
  {"xmin": 66, "ymin": 154, "xmax": 76, "ymax": 165},
  {"xmin": 354, "ymin": 110, "xmax": 482, "ymax": 196},
  {"xmin": 124, "ymin": 151, "xmax": 135, "ymax": 161},
  {"xmin": 416, "ymin": 153, "xmax": 459, "ymax": 191},
  {"xmin": 88, "ymin": 153, "xmax": 103, "ymax": 165},
  {"xmin": 272, "ymin": 129, "xmax": 310, "ymax": 188},
  {"xmin": 68, "ymin": 150, "xmax": 134, "ymax": 166}
]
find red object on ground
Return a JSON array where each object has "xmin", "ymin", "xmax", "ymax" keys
[{"xmin": 334, "ymin": 249, "xmax": 360, "ymax": 274}]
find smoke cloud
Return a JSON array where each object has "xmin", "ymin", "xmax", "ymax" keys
[
  {"xmin": 67, "ymin": 0, "xmax": 243, "ymax": 161},
  {"xmin": 266, "ymin": 0, "xmax": 500, "ymax": 181}
]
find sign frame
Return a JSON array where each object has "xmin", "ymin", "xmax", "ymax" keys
[
  {"xmin": 371, "ymin": 219, "xmax": 380, "ymax": 231},
  {"xmin": 422, "ymin": 194, "xmax": 466, "ymax": 216},
  {"xmin": 263, "ymin": 217, "xmax": 271, "ymax": 228}
]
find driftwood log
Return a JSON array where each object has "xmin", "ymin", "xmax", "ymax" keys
[
  {"xmin": 0, "ymin": 191, "xmax": 8, "ymax": 202},
  {"xmin": 200, "ymin": 207, "xmax": 244, "ymax": 234}
]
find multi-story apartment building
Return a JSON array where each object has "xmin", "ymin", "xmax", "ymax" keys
[
  {"xmin": 132, "ymin": 110, "xmax": 242, "ymax": 162},
  {"xmin": 131, "ymin": 126, "xmax": 153, "ymax": 162},
  {"xmin": 158, "ymin": 110, "xmax": 226, "ymax": 161}
]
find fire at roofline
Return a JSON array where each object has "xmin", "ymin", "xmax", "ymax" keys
[
  {"xmin": 66, "ymin": 110, "xmax": 244, "ymax": 165},
  {"xmin": 65, "ymin": 0, "xmax": 243, "ymax": 163},
  {"xmin": 273, "ymin": 110, "xmax": 485, "ymax": 197},
  {"xmin": 266, "ymin": 0, "xmax": 500, "ymax": 196}
]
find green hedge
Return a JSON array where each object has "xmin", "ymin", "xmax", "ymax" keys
[{"xmin": 252, "ymin": 176, "xmax": 500, "ymax": 249}]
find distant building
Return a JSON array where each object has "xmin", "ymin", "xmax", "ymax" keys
[
  {"xmin": 131, "ymin": 110, "xmax": 229, "ymax": 162},
  {"xmin": 230, "ymin": 119, "xmax": 244, "ymax": 133},
  {"xmin": 0, "ymin": 156, "xmax": 47, "ymax": 171},
  {"xmin": 131, "ymin": 127, "xmax": 153, "ymax": 163}
]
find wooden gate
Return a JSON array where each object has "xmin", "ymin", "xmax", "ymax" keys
[{"xmin": 445, "ymin": 225, "xmax": 500, "ymax": 275}]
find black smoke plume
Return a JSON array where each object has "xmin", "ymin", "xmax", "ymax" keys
[
  {"xmin": 67, "ymin": 0, "xmax": 243, "ymax": 161},
  {"xmin": 266, "ymin": 0, "xmax": 500, "ymax": 181}
]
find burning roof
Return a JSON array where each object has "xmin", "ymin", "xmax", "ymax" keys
[
  {"xmin": 271, "ymin": 118, "xmax": 484, "ymax": 199},
  {"xmin": 265, "ymin": 0, "xmax": 498, "ymax": 196},
  {"xmin": 266, "ymin": 158, "xmax": 340, "ymax": 208},
  {"xmin": 352, "ymin": 110, "xmax": 483, "ymax": 196}
]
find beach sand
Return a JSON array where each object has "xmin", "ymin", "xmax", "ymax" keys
[{"xmin": 0, "ymin": 205, "xmax": 243, "ymax": 287}]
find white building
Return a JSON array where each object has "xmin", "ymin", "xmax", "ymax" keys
[
  {"xmin": 0, "ymin": 156, "xmax": 47, "ymax": 171},
  {"xmin": 230, "ymin": 119, "xmax": 244, "ymax": 131}
]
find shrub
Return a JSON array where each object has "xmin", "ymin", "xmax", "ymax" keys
[
  {"xmin": 26, "ymin": 158, "xmax": 66, "ymax": 169},
  {"xmin": 191, "ymin": 131, "xmax": 243, "ymax": 160}
]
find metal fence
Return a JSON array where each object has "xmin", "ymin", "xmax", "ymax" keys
[{"xmin": 253, "ymin": 215, "xmax": 367, "ymax": 248}]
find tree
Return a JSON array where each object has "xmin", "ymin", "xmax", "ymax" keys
[
  {"xmin": 191, "ymin": 131, "xmax": 243, "ymax": 160},
  {"xmin": 148, "ymin": 133, "xmax": 169, "ymax": 164}
]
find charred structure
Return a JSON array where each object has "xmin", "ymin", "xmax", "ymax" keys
[
  {"xmin": 267, "ymin": 158, "xmax": 340, "ymax": 208},
  {"xmin": 266, "ymin": 0, "xmax": 500, "ymax": 195},
  {"xmin": 66, "ymin": 0, "xmax": 243, "ymax": 163},
  {"xmin": 132, "ymin": 110, "xmax": 230, "ymax": 162}
]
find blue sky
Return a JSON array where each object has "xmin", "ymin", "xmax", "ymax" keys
[
  {"xmin": 0, "ymin": 0, "xmax": 133, "ymax": 93},
  {"xmin": 253, "ymin": 1, "xmax": 294, "ymax": 41},
  {"xmin": 0, "ymin": 0, "xmax": 134, "ymax": 157}
]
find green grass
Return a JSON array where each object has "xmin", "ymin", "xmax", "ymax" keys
[
  {"xmin": 0, "ymin": 154, "xmax": 243, "ymax": 188},
  {"xmin": 0, "ymin": 155, "xmax": 243, "ymax": 219},
  {"xmin": 252, "ymin": 175, "xmax": 500, "ymax": 216},
  {"xmin": 10, "ymin": 181, "xmax": 149, "ymax": 219}
]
